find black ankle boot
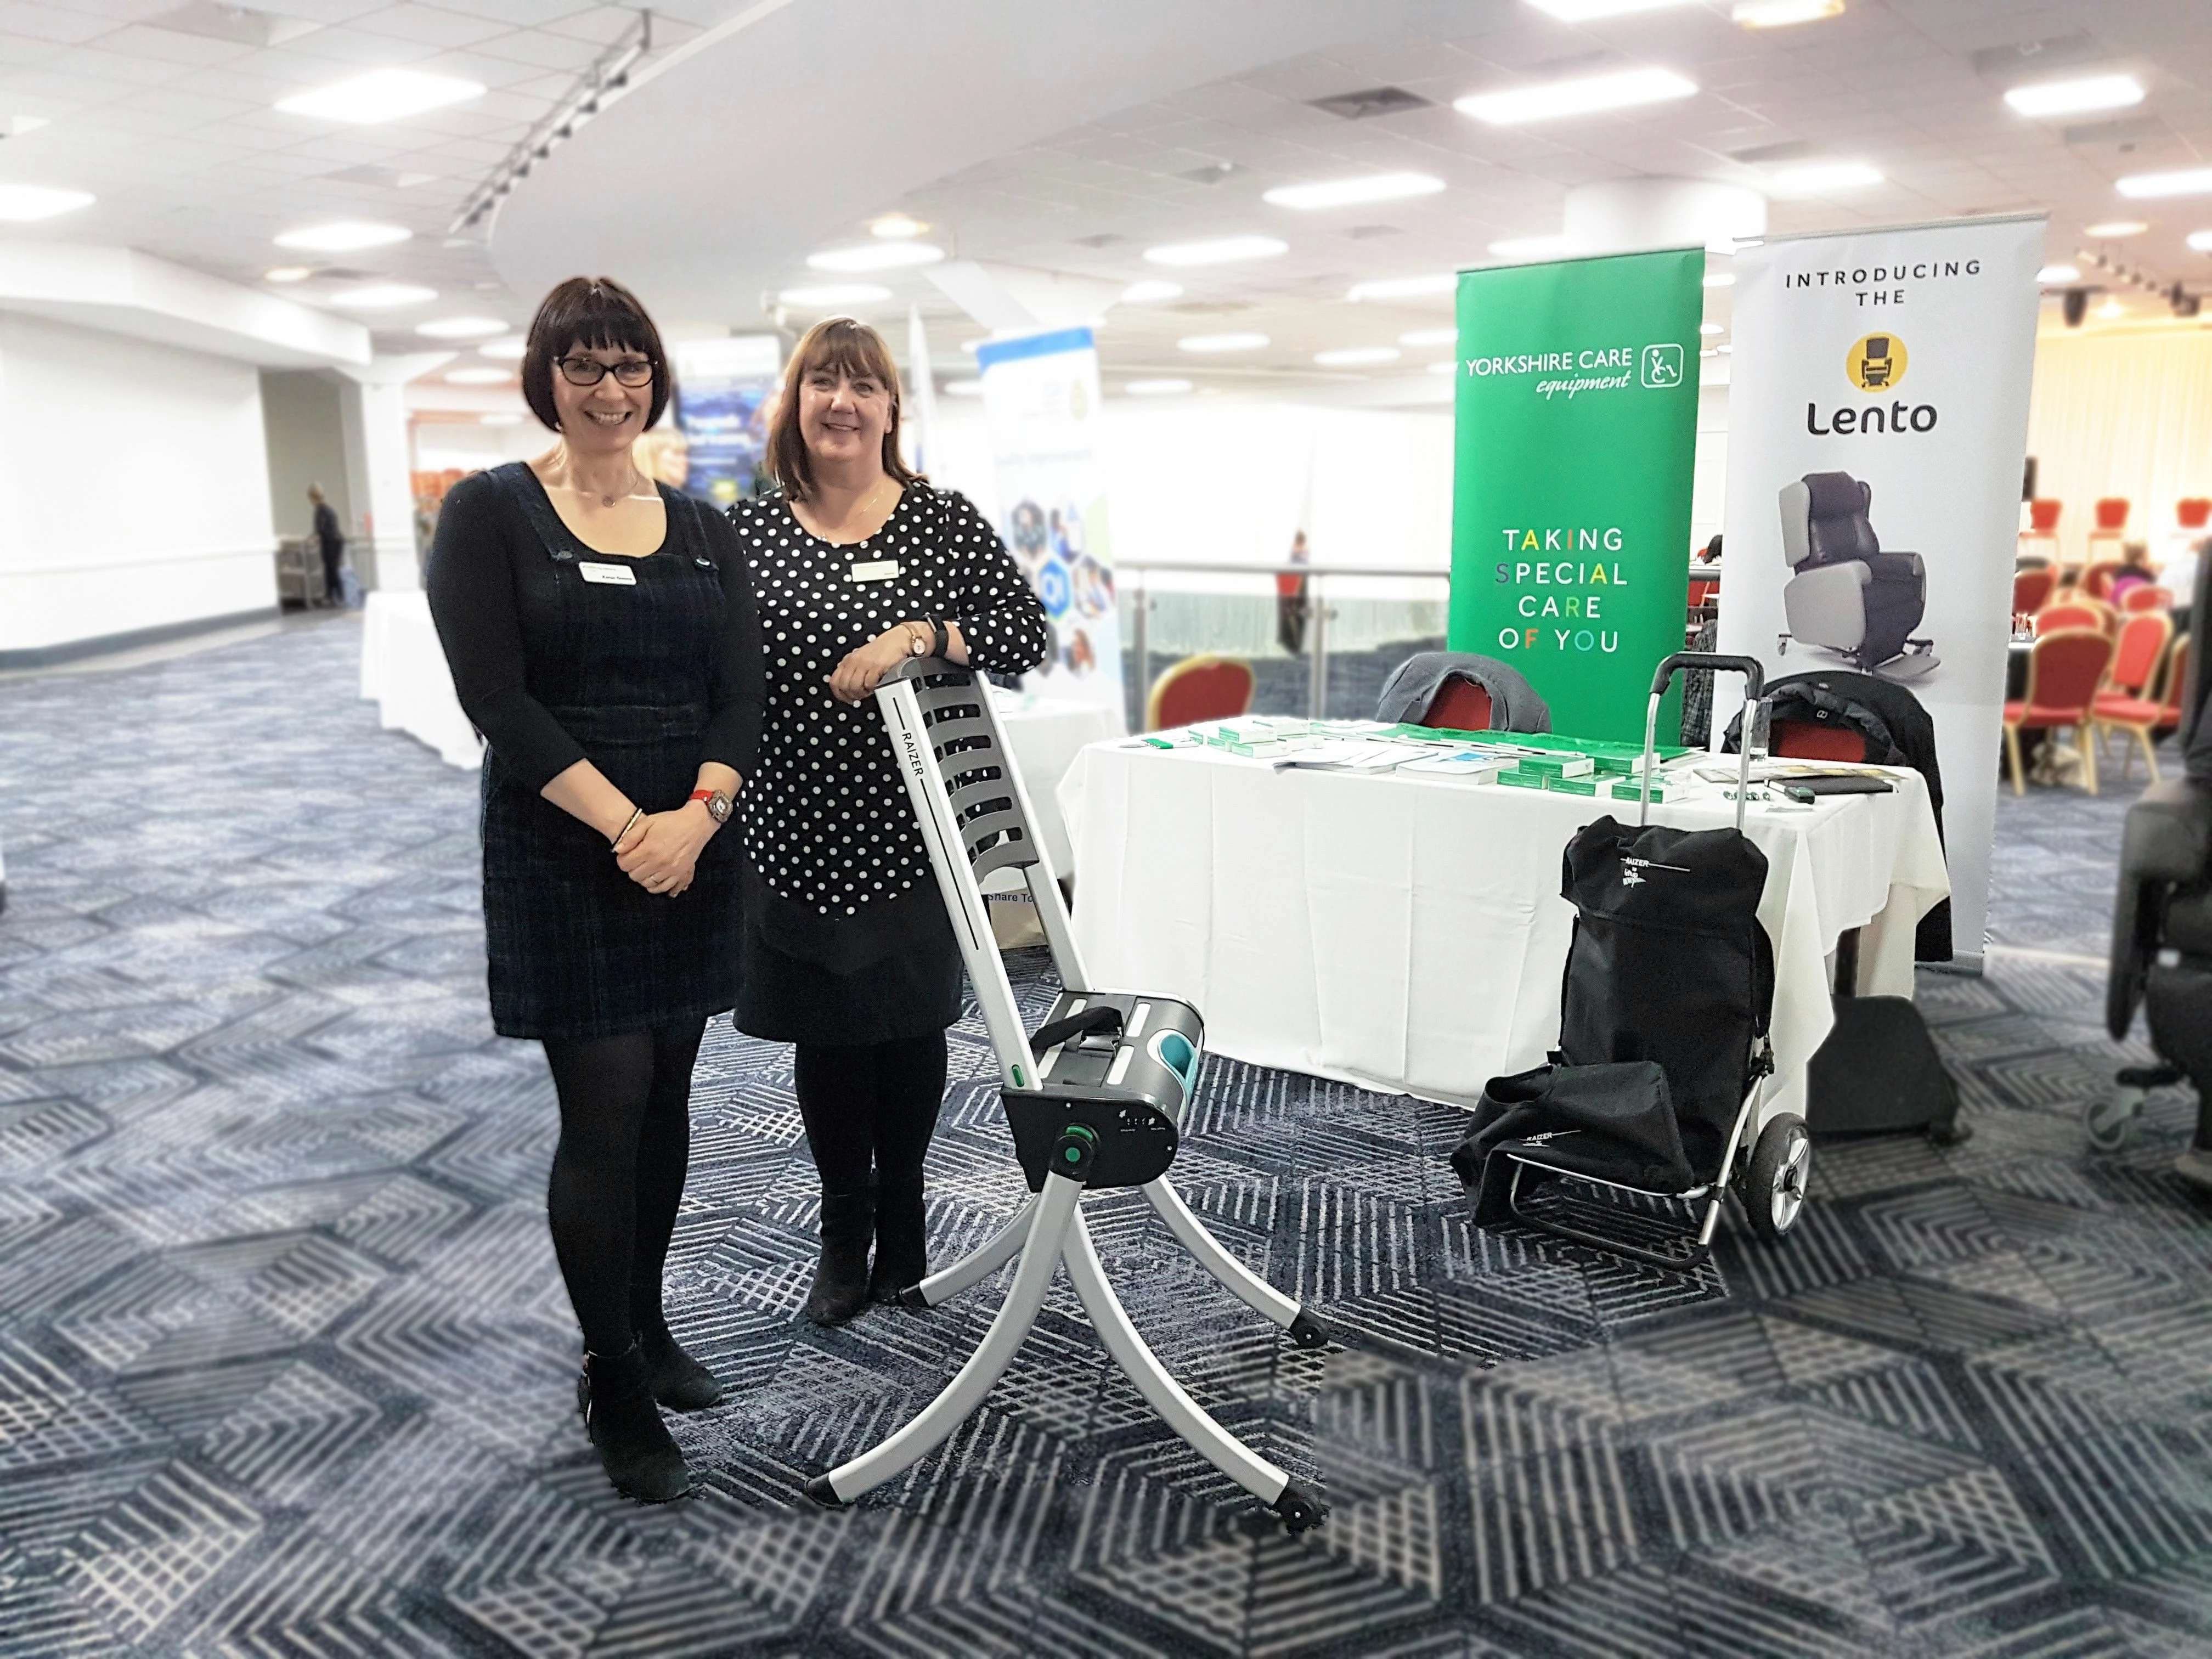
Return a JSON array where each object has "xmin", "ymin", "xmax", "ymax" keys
[
  {"xmin": 869, "ymin": 1180, "xmax": 928, "ymax": 1303},
  {"xmin": 804, "ymin": 1189, "xmax": 875, "ymax": 1327},
  {"xmin": 636, "ymin": 1318, "xmax": 723, "ymax": 1412},
  {"xmin": 577, "ymin": 1344, "xmax": 689, "ymax": 1502}
]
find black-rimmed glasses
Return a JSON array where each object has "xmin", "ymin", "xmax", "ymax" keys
[{"xmin": 557, "ymin": 356, "xmax": 656, "ymax": 388}]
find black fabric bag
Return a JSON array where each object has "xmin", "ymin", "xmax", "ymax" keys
[
  {"xmin": 1558, "ymin": 815, "xmax": 1774, "ymax": 1165},
  {"xmin": 1452, "ymin": 1061, "xmax": 1688, "ymax": 1223},
  {"xmin": 1805, "ymin": 995, "xmax": 1960, "ymax": 1137}
]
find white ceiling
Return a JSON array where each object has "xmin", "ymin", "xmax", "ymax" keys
[{"xmin": 0, "ymin": 1, "xmax": 2207, "ymax": 405}]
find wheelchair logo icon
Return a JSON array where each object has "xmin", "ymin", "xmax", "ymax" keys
[
  {"xmin": 1640, "ymin": 343, "xmax": 1684, "ymax": 388},
  {"xmin": 1846, "ymin": 332, "xmax": 1907, "ymax": 391}
]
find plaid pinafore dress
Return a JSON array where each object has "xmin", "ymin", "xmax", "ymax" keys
[{"xmin": 477, "ymin": 463, "xmax": 741, "ymax": 1039}]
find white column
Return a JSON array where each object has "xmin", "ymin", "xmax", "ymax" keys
[{"xmin": 337, "ymin": 353, "xmax": 450, "ymax": 592}]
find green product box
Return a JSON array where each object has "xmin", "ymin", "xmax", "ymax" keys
[
  {"xmin": 1605, "ymin": 779, "xmax": 1665, "ymax": 803},
  {"xmin": 1498, "ymin": 768, "xmax": 1548, "ymax": 791},
  {"xmin": 1550, "ymin": 775, "xmax": 1599, "ymax": 796},
  {"xmin": 1515, "ymin": 754, "xmax": 1595, "ymax": 780}
]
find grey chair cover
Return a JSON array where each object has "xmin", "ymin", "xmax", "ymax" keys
[{"xmin": 1374, "ymin": 652, "xmax": 1551, "ymax": 733}]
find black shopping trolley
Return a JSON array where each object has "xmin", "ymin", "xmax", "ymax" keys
[
  {"xmin": 1454, "ymin": 653, "xmax": 1813, "ymax": 1270},
  {"xmin": 803, "ymin": 659, "xmax": 1329, "ymax": 1533}
]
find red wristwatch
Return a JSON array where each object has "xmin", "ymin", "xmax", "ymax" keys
[{"xmin": 689, "ymin": 788, "xmax": 733, "ymax": 825}]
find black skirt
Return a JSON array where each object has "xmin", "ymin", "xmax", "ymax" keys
[{"xmin": 735, "ymin": 910, "xmax": 964, "ymax": 1046}]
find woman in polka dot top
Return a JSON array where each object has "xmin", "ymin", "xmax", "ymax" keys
[{"xmin": 726, "ymin": 318, "xmax": 1049, "ymax": 1327}]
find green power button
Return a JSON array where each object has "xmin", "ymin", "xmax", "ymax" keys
[{"xmin": 1064, "ymin": 1146, "xmax": 1081, "ymax": 1163}]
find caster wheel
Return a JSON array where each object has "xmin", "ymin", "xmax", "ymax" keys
[
  {"xmin": 1746, "ymin": 1114, "xmax": 1810, "ymax": 1245},
  {"xmin": 2084, "ymin": 1088, "xmax": 2143, "ymax": 1154},
  {"xmin": 1271, "ymin": 1482, "xmax": 1328, "ymax": 1534},
  {"xmin": 1286, "ymin": 1312, "xmax": 1331, "ymax": 1350}
]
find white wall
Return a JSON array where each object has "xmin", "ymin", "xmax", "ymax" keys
[
  {"xmin": 261, "ymin": 370, "xmax": 352, "ymax": 540},
  {"xmin": 2025, "ymin": 328, "xmax": 2212, "ymax": 567},
  {"xmin": 0, "ymin": 313, "xmax": 276, "ymax": 655}
]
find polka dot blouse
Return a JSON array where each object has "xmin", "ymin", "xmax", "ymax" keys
[{"xmin": 727, "ymin": 484, "xmax": 1051, "ymax": 919}]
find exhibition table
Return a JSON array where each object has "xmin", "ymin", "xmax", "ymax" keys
[
  {"xmin": 358, "ymin": 589, "xmax": 1114, "ymax": 870},
  {"xmin": 1058, "ymin": 743, "xmax": 1951, "ymax": 1119}
]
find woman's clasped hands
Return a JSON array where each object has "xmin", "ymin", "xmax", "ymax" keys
[{"xmin": 612, "ymin": 802, "xmax": 720, "ymax": 898}]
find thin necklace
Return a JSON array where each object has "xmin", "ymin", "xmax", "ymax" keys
[{"xmin": 548, "ymin": 455, "xmax": 647, "ymax": 508}]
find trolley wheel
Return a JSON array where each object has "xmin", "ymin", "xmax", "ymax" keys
[
  {"xmin": 1286, "ymin": 1312, "xmax": 1331, "ymax": 1350},
  {"xmin": 1271, "ymin": 1482, "xmax": 1328, "ymax": 1534},
  {"xmin": 2084, "ymin": 1087, "xmax": 2143, "ymax": 1154},
  {"xmin": 1745, "ymin": 1114, "xmax": 1810, "ymax": 1245}
]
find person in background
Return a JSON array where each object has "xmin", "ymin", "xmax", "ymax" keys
[
  {"xmin": 426, "ymin": 276, "xmax": 765, "ymax": 1504},
  {"xmin": 2110, "ymin": 541, "xmax": 2159, "ymax": 606},
  {"xmin": 308, "ymin": 484, "xmax": 346, "ymax": 607},
  {"xmin": 725, "ymin": 317, "xmax": 1048, "ymax": 1328},
  {"xmin": 1277, "ymin": 529, "xmax": 1311, "ymax": 657},
  {"xmin": 2166, "ymin": 535, "xmax": 2202, "ymax": 639}
]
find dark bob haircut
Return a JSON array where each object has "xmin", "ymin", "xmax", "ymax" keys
[
  {"xmin": 521, "ymin": 276, "xmax": 672, "ymax": 432},
  {"xmin": 764, "ymin": 317, "xmax": 923, "ymax": 502}
]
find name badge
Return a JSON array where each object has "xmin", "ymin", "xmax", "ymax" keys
[
  {"xmin": 848, "ymin": 560, "xmax": 901, "ymax": 583},
  {"xmin": 578, "ymin": 562, "xmax": 637, "ymax": 586}
]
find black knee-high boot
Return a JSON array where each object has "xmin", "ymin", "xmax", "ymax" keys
[
  {"xmin": 578, "ymin": 1343, "xmax": 689, "ymax": 1502},
  {"xmin": 805, "ymin": 1187, "xmax": 876, "ymax": 1325},
  {"xmin": 868, "ymin": 1034, "xmax": 946, "ymax": 1301}
]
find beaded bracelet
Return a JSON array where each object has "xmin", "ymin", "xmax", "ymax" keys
[{"xmin": 610, "ymin": 806, "xmax": 644, "ymax": 849}]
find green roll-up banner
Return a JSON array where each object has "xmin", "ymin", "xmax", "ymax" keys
[{"xmin": 1447, "ymin": 248, "xmax": 1704, "ymax": 741}]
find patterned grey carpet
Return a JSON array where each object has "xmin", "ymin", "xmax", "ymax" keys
[{"xmin": 1, "ymin": 618, "xmax": 2208, "ymax": 1657}]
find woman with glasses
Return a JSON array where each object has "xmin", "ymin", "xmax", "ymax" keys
[
  {"xmin": 727, "ymin": 318, "xmax": 1048, "ymax": 1328},
  {"xmin": 426, "ymin": 277, "xmax": 763, "ymax": 1503}
]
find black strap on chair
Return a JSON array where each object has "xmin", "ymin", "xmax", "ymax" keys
[{"xmin": 1030, "ymin": 1006, "xmax": 1124, "ymax": 1057}]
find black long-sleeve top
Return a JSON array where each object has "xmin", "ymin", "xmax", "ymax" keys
[{"xmin": 426, "ymin": 468, "xmax": 764, "ymax": 790}]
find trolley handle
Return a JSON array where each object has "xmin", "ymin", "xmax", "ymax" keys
[
  {"xmin": 1639, "ymin": 653, "xmax": 1766, "ymax": 832},
  {"xmin": 1649, "ymin": 652, "xmax": 1764, "ymax": 702}
]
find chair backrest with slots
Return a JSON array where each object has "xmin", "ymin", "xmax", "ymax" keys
[{"xmin": 904, "ymin": 667, "xmax": 1040, "ymax": 883}]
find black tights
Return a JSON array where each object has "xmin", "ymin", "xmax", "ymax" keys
[
  {"xmin": 541, "ymin": 1018, "xmax": 707, "ymax": 1356},
  {"xmin": 793, "ymin": 1033, "xmax": 948, "ymax": 1195}
]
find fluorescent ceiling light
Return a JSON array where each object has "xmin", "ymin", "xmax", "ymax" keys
[
  {"xmin": 2005, "ymin": 74, "xmax": 2145, "ymax": 119},
  {"xmin": 480, "ymin": 338, "xmax": 527, "ymax": 360},
  {"xmin": 1315, "ymin": 346, "xmax": 1402, "ymax": 367},
  {"xmin": 1347, "ymin": 272, "xmax": 1458, "ymax": 302},
  {"xmin": 0, "ymin": 184, "xmax": 93, "ymax": 222},
  {"xmin": 417, "ymin": 316, "xmax": 509, "ymax": 340},
  {"xmin": 481, "ymin": 413, "xmax": 523, "ymax": 426},
  {"xmin": 275, "ymin": 68, "xmax": 484, "ymax": 125},
  {"xmin": 328, "ymin": 283, "xmax": 437, "ymax": 310},
  {"xmin": 1120, "ymin": 280, "xmax": 1183, "ymax": 304},
  {"xmin": 1488, "ymin": 234, "xmax": 1573, "ymax": 260},
  {"xmin": 1399, "ymin": 326, "xmax": 1457, "ymax": 346},
  {"xmin": 807, "ymin": 241, "xmax": 945, "ymax": 273},
  {"xmin": 2187, "ymin": 230, "xmax": 2212, "ymax": 252},
  {"xmin": 1733, "ymin": 0, "xmax": 1844, "ymax": 26},
  {"xmin": 1700, "ymin": 321, "xmax": 1725, "ymax": 335},
  {"xmin": 1701, "ymin": 348, "xmax": 1719, "ymax": 358},
  {"xmin": 264, "ymin": 266, "xmax": 312, "ymax": 284},
  {"xmin": 2038, "ymin": 264, "xmax": 2081, "ymax": 284},
  {"xmin": 275, "ymin": 220, "xmax": 410, "ymax": 252},
  {"xmin": 1145, "ymin": 236, "xmax": 1288, "ymax": 267},
  {"xmin": 1765, "ymin": 161, "xmax": 1884, "ymax": 195},
  {"xmin": 1178, "ymin": 331, "xmax": 1269, "ymax": 353},
  {"xmin": 778, "ymin": 283, "xmax": 893, "ymax": 307},
  {"xmin": 445, "ymin": 367, "xmax": 513, "ymax": 385},
  {"xmin": 1526, "ymin": 0, "xmax": 1698, "ymax": 18},
  {"xmin": 1455, "ymin": 66, "xmax": 1696, "ymax": 127},
  {"xmin": 1427, "ymin": 359, "xmax": 1458, "ymax": 375},
  {"xmin": 2118, "ymin": 168, "xmax": 2212, "ymax": 199},
  {"xmin": 1262, "ymin": 172, "xmax": 1444, "ymax": 211},
  {"xmin": 945, "ymin": 379, "xmax": 984, "ymax": 397},
  {"xmin": 1125, "ymin": 378, "xmax": 1193, "ymax": 396},
  {"xmin": 2097, "ymin": 298, "xmax": 2125, "ymax": 318},
  {"xmin": 2085, "ymin": 220, "xmax": 2148, "ymax": 238},
  {"xmin": 869, "ymin": 213, "xmax": 928, "ymax": 239},
  {"xmin": 1702, "ymin": 271, "xmax": 1735, "ymax": 287}
]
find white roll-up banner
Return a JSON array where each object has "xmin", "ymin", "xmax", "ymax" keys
[{"xmin": 1717, "ymin": 215, "xmax": 2045, "ymax": 968}]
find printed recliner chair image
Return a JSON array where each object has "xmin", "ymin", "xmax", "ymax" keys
[{"xmin": 1776, "ymin": 471, "xmax": 1937, "ymax": 678}]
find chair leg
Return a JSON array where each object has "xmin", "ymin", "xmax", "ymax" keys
[
  {"xmin": 2140, "ymin": 725, "xmax": 2160, "ymax": 784},
  {"xmin": 2107, "ymin": 721, "xmax": 2130, "ymax": 782},
  {"xmin": 2005, "ymin": 724, "xmax": 2025, "ymax": 795},
  {"xmin": 2079, "ymin": 723, "xmax": 2098, "ymax": 795}
]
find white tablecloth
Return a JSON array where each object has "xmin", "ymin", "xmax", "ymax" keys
[
  {"xmin": 1058, "ymin": 745, "xmax": 1951, "ymax": 1122},
  {"xmin": 357, "ymin": 595, "xmax": 1114, "ymax": 872}
]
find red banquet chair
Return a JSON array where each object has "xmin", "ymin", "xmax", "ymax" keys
[
  {"xmin": 2004, "ymin": 629, "xmax": 2117, "ymax": 796},
  {"xmin": 2029, "ymin": 498, "xmax": 2064, "ymax": 534},
  {"xmin": 2095, "ymin": 628, "xmax": 2187, "ymax": 785},
  {"xmin": 2177, "ymin": 498, "xmax": 2210, "ymax": 531},
  {"xmin": 1146, "ymin": 654, "xmax": 1255, "ymax": 731},
  {"xmin": 1421, "ymin": 676, "xmax": 1494, "ymax": 733},
  {"xmin": 1770, "ymin": 719, "xmax": 1870, "ymax": 763},
  {"xmin": 2120, "ymin": 585, "xmax": 2174, "ymax": 615},
  {"xmin": 2080, "ymin": 558, "xmax": 2128, "ymax": 602},
  {"xmin": 2013, "ymin": 566, "xmax": 2056, "ymax": 623},
  {"xmin": 2037, "ymin": 598, "xmax": 2113, "ymax": 637}
]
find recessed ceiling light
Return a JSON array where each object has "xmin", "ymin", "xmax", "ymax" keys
[
  {"xmin": 2085, "ymin": 220, "xmax": 2148, "ymax": 238},
  {"xmin": 1262, "ymin": 172, "xmax": 1444, "ymax": 211},
  {"xmin": 1701, "ymin": 348, "xmax": 1719, "ymax": 358},
  {"xmin": 1347, "ymin": 272, "xmax": 1458, "ymax": 302},
  {"xmin": 959, "ymin": 337, "xmax": 986, "ymax": 353},
  {"xmin": 2187, "ymin": 230, "xmax": 2212, "ymax": 252},
  {"xmin": 1120, "ymin": 280, "xmax": 1184, "ymax": 304},
  {"xmin": 0, "ymin": 184, "xmax": 93, "ymax": 222},
  {"xmin": 445, "ymin": 367, "xmax": 513, "ymax": 385},
  {"xmin": 944, "ymin": 379, "xmax": 984, "ymax": 397},
  {"xmin": 2097, "ymin": 298, "xmax": 2126, "ymax": 318},
  {"xmin": 1455, "ymin": 66, "xmax": 1697, "ymax": 127},
  {"xmin": 806, "ymin": 241, "xmax": 946, "ymax": 273},
  {"xmin": 1427, "ymin": 359, "xmax": 1458, "ymax": 375},
  {"xmin": 1400, "ymin": 327, "xmax": 1457, "ymax": 346},
  {"xmin": 479, "ymin": 339, "xmax": 527, "ymax": 360},
  {"xmin": 1526, "ymin": 0, "xmax": 1699, "ymax": 18},
  {"xmin": 2038, "ymin": 264, "xmax": 2081, "ymax": 284},
  {"xmin": 275, "ymin": 68, "xmax": 484, "ymax": 125},
  {"xmin": 1700, "ymin": 321, "xmax": 1725, "ymax": 335},
  {"xmin": 1732, "ymin": 0, "xmax": 1844, "ymax": 25},
  {"xmin": 1765, "ymin": 161, "xmax": 1884, "ymax": 194},
  {"xmin": 264, "ymin": 266, "xmax": 312, "ymax": 284},
  {"xmin": 1718, "ymin": 344, "xmax": 1733, "ymax": 353},
  {"xmin": 1126, "ymin": 378, "xmax": 1194, "ymax": 396},
  {"xmin": 2004, "ymin": 74, "xmax": 2145, "ymax": 119},
  {"xmin": 328, "ymin": 283, "xmax": 437, "ymax": 310},
  {"xmin": 417, "ymin": 316, "xmax": 509, "ymax": 340},
  {"xmin": 1489, "ymin": 234, "xmax": 1573, "ymax": 260},
  {"xmin": 1145, "ymin": 236, "xmax": 1288, "ymax": 268},
  {"xmin": 1315, "ymin": 346, "xmax": 1402, "ymax": 367},
  {"xmin": 1178, "ymin": 331, "xmax": 1269, "ymax": 353},
  {"xmin": 2118, "ymin": 168, "xmax": 2212, "ymax": 200},
  {"xmin": 481, "ymin": 413, "xmax": 523, "ymax": 426},
  {"xmin": 869, "ymin": 213, "xmax": 928, "ymax": 239},
  {"xmin": 777, "ymin": 283, "xmax": 893, "ymax": 307},
  {"xmin": 275, "ymin": 220, "xmax": 410, "ymax": 252},
  {"xmin": 1702, "ymin": 271, "xmax": 1735, "ymax": 287}
]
